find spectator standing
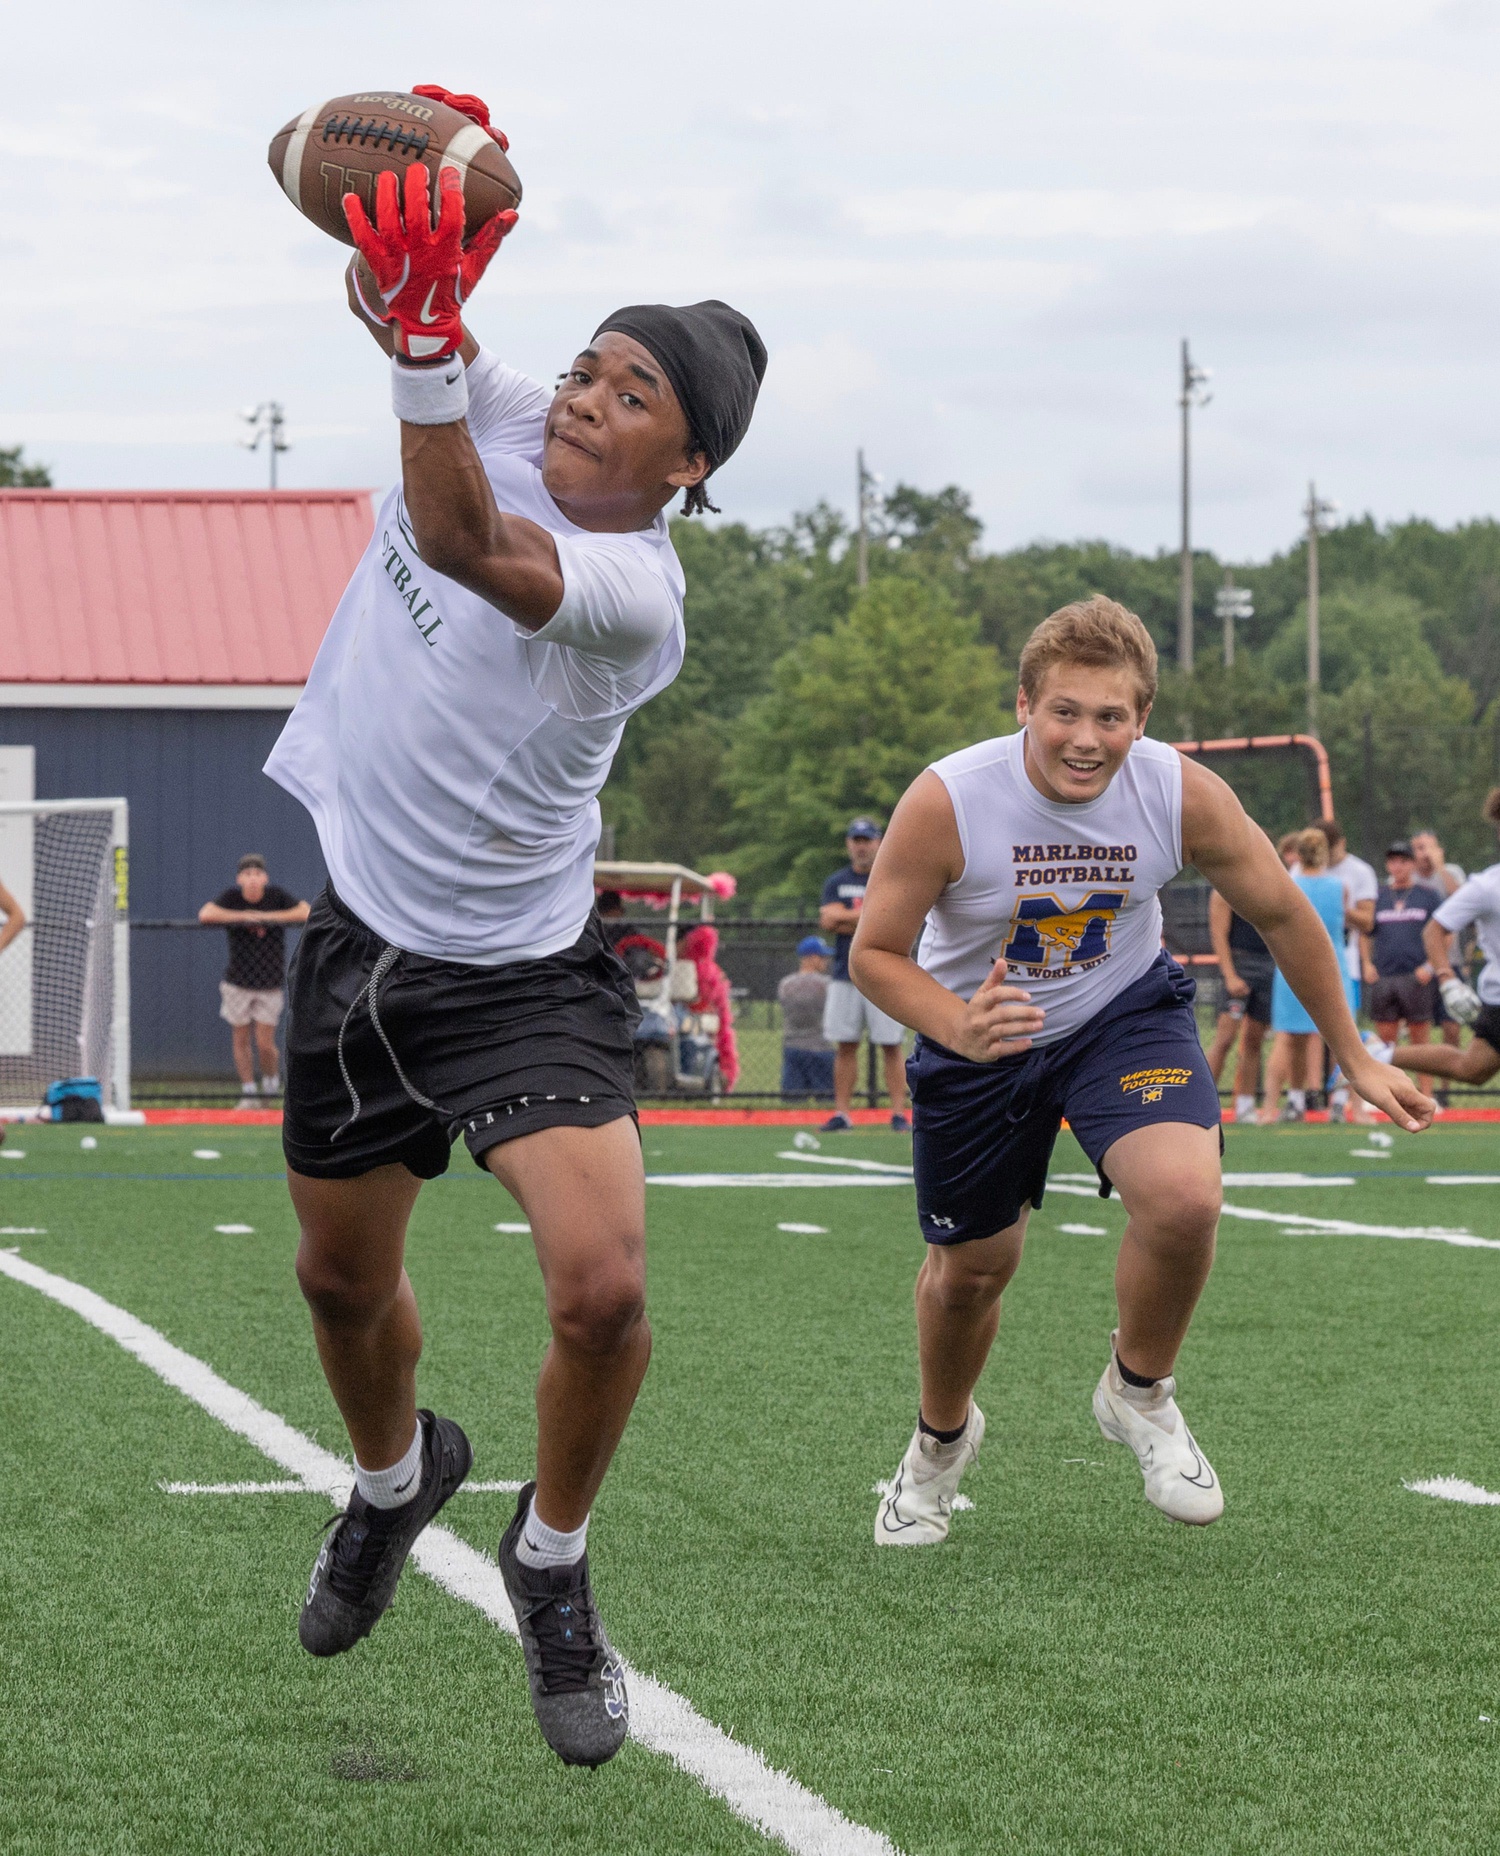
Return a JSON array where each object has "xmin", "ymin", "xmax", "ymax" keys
[
  {"xmin": 1315, "ymin": 818, "xmax": 1378, "ymax": 1121},
  {"xmin": 778, "ymin": 936, "xmax": 835, "ymax": 1100},
  {"xmin": 1411, "ymin": 831, "xmax": 1466, "ymax": 1084},
  {"xmin": 1205, "ymin": 890, "xmax": 1273, "ymax": 1123},
  {"xmin": 1259, "ymin": 828, "xmax": 1345, "ymax": 1122},
  {"xmin": 198, "ymin": 854, "xmax": 310, "ymax": 1104},
  {"xmin": 819, "ymin": 817, "xmax": 910, "ymax": 1132},
  {"xmin": 1362, "ymin": 840, "xmax": 1445, "ymax": 1052}
]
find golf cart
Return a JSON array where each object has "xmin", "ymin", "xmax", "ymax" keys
[{"xmin": 594, "ymin": 861, "xmax": 724, "ymax": 1098}]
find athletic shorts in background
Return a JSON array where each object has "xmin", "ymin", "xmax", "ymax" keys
[
  {"xmin": 823, "ymin": 978, "xmax": 906, "ymax": 1046},
  {"xmin": 909, "ymin": 953, "xmax": 1222, "ymax": 1245},
  {"xmin": 1229, "ymin": 950, "xmax": 1274, "ymax": 1027},
  {"xmin": 283, "ymin": 887, "xmax": 639, "ymax": 1181},
  {"xmin": 1369, "ymin": 972, "xmax": 1437, "ymax": 1027},
  {"xmin": 219, "ymin": 982, "xmax": 285, "ymax": 1028}
]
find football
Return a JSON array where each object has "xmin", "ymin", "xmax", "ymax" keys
[{"xmin": 268, "ymin": 90, "xmax": 521, "ymax": 246}]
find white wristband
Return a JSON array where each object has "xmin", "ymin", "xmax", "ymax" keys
[{"xmin": 390, "ymin": 355, "xmax": 469, "ymax": 425}]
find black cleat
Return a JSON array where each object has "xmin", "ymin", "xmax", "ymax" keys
[
  {"xmin": 497, "ymin": 1481, "xmax": 629, "ymax": 1768},
  {"xmin": 299, "ymin": 1409, "xmax": 471, "ymax": 1657}
]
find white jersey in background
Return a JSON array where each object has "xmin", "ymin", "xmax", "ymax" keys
[
  {"xmin": 916, "ymin": 731, "xmax": 1184, "ymax": 1046},
  {"xmin": 1434, "ymin": 864, "xmax": 1500, "ymax": 1006},
  {"xmin": 1328, "ymin": 849, "xmax": 1379, "ymax": 982},
  {"xmin": 266, "ymin": 348, "xmax": 685, "ymax": 965}
]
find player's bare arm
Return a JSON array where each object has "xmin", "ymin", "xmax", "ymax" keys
[
  {"xmin": 198, "ymin": 900, "xmax": 311, "ymax": 927},
  {"xmin": 1181, "ymin": 758, "xmax": 1433, "ymax": 1131},
  {"xmin": 851, "ymin": 771, "xmax": 1046, "ymax": 1061},
  {"xmin": 1207, "ymin": 889, "xmax": 1246, "ymax": 996}
]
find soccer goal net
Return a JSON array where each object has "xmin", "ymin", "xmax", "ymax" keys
[{"xmin": 0, "ymin": 799, "xmax": 131, "ymax": 1116}]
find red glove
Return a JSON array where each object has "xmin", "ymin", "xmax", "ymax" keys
[
  {"xmin": 343, "ymin": 163, "xmax": 516, "ymax": 361},
  {"xmin": 410, "ymin": 83, "xmax": 510, "ymax": 151}
]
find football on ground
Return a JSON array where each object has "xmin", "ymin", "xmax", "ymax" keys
[{"xmin": 268, "ymin": 90, "xmax": 522, "ymax": 244}]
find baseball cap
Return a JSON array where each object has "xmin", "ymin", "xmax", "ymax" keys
[
  {"xmin": 236, "ymin": 853, "xmax": 267, "ymax": 873},
  {"xmin": 796, "ymin": 935, "xmax": 831, "ymax": 958},
  {"xmin": 1386, "ymin": 839, "xmax": 1414, "ymax": 858},
  {"xmin": 846, "ymin": 816, "xmax": 882, "ymax": 839}
]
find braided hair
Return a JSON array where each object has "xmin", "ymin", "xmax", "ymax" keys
[{"xmin": 681, "ymin": 434, "xmax": 719, "ymax": 516}]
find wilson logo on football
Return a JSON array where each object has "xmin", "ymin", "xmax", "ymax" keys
[{"xmin": 1118, "ymin": 1066, "xmax": 1193, "ymax": 1103}]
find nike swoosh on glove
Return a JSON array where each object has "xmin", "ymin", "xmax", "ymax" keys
[
  {"xmin": 1440, "ymin": 975, "xmax": 1482, "ymax": 1024},
  {"xmin": 344, "ymin": 162, "xmax": 517, "ymax": 361}
]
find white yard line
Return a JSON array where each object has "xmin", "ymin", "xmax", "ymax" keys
[
  {"xmin": 646, "ymin": 1174, "xmax": 908, "ymax": 1189},
  {"xmin": 0, "ymin": 1248, "xmax": 901, "ymax": 1856},
  {"xmin": 1053, "ymin": 1171, "xmax": 1355, "ymax": 1189},
  {"xmin": 1046, "ymin": 1181, "xmax": 1493, "ymax": 1249},
  {"xmin": 1405, "ymin": 1476, "xmax": 1500, "ymax": 1506},
  {"xmin": 1427, "ymin": 1176, "xmax": 1500, "ymax": 1186},
  {"xmin": 158, "ymin": 1478, "xmax": 529, "ymax": 1496},
  {"xmin": 775, "ymin": 1153, "xmax": 914, "ymax": 1176}
]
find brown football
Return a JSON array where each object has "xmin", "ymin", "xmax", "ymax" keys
[{"xmin": 268, "ymin": 90, "xmax": 521, "ymax": 246}]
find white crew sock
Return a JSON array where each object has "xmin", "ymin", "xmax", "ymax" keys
[
  {"xmin": 1234, "ymin": 1094, "xmax": 1256, "ymax": 1121},
  {"xmin": 516, "ymin": 1493, "xmax": 589, "ymax": 1569},
  {"xmin": 1287, "ymin": 1088, "xmax": 1306, "ymax": 1112},
  {"xmin": 354, "ymin": 1422, "xmax": 424, "ymax": 1510}
]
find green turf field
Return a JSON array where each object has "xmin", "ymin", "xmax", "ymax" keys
[{"xmin": 4, "ymin": 1119, "xmax": 1500, "ymax": 1854}]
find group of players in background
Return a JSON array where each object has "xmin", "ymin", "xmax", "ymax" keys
[
  {"xmin": 243, "ymin": 85, "xmax": 1495, "ymax": 1773},
  {"xmin": 1207, "ymin": 810, "xmax": 1500, "ymax": 1124}
]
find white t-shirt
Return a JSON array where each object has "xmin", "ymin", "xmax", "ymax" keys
[
  {"xmin": 1328, "ymin": 851, "xmax": 1378, "ymax": 980},
  {"xmin": 1434, "ymin": 863, "xmax": 1500, "ymax": 1005},
  {"xmin": 265, "ymin": 348, "xmax": 685, "ymax": 964}
]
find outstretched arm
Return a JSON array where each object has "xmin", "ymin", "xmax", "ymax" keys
[
  {"xmin": 849, "ymin": 772, "xmax": 1046, "ymax": 1061},
  {"xmin": 1181, "ymin": 757, "xmax": 1433, "ymax": 1131}
]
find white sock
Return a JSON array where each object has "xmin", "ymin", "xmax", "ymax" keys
[
  {"xmin": 1234, "ymin": 1094, "xmax": 1256, "ymax": 1121},
  {"xmin": 261, "ymin": 1074, "xmax": 280, "ymax": 1092},
  {"xmin": 354, "ymin": 1422, "xmax": 424, "ymax": 1510},
  {"xmin": 1288, "ymin": 1088, "xmax": 1306, "ymax": 1112},
  {"xmin": 240, "ymin": 1080, "xmax": 257, "ymax": 1095},
  {"xmin": 515, "ymin": 1493, "xmax": 589, "ymax": 1569}
]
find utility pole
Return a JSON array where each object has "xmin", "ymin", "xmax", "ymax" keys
[
  {"xmin": 240, "ymin": 402, "xmax": 290, "ymax": 489},
  {"xmin": 1178, "ymin": 339, "xmax": 1212, "ymax": 675},
  {"xmin": 1303, "ymin": 481, "xmax": 1337, "ymax": 732},
  {"xmin": 855, "ymin": 449, "xmax": 881, "ymax": 589}
]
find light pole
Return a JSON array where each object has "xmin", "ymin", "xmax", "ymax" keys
[
  {"xmin": 1214, "ymin": 571, "xmax": 1253, "ymax": 670},
  {"xmin": 1303, "ymin": 481, "xmax": 1337, "ymax": 732},
  {"xmin": 855, "ymin": 449, "xmax": 881, "ymax": 589},
  {"xmin": 241, "ymin": 402, "xmax": 290, "ymax": 489},
  {"xmin": 1178, "ymin": 339, "xmax": 1212, "ymax": 675}
]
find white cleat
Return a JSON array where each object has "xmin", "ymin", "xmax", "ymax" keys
[
  {"xmin": 874, "ymin": 1404, "xmax": 985, "ymax": 1546},
  {"xmin": 1092, "ymin": 1335, "xmax": 1223, "ymax": 1526}
]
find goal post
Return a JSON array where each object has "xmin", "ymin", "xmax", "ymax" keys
[{"xmin": 0, "ymin": 797, "xmax": 133, "ymax": 1118}]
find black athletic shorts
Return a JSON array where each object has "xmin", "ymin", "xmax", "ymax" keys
[
  {"xmin": 282, "ymin": 886, "xmax": 640, "ymax": 1181},
  {"xmin": 1229, "ymin": 950, "xmax": 1274, "ymax": 1027}
]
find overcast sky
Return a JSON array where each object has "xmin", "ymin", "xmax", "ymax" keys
[{"xmin": 6, "ymin": 1, "xmax": 1500, "ymax": 561}]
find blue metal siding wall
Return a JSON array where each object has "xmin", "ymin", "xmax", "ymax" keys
[{"xmin": 0, "ymin": 708, "xmax": 326, "ymax": 1078}]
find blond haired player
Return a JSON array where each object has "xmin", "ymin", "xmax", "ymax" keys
[{"xmin": 853, "ymin": 597, "xmax": 1432, "ymax": 1539}]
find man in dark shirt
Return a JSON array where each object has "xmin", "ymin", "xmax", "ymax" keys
[
  {"xmin": 1206, "ymin": 890, "xmax": 1274, "ymax": 1122},
  {"xmin": 1361, "ymin": 840, "xmax": 1444, "ymax": 1048},
  {"xmin": 198, "ymin": 854, "xmax": 311, "ymax": 1102},
  {"xmin": 819, "ymin": 816, "xmax": 909, "ymax": 1131}
]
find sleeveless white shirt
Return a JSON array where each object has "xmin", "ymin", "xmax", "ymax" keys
[{"xmin": 917, "ymin": 730, "xmax": 1185, "ymax": 1045}]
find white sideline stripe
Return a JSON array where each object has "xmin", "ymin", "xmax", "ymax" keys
[
  {"xmin": 158, "ymin": 1478, "xmax": 530, "ymax": 1496},
  {"xmin": 775, "ymin": 1153, "xmax": 913, "ymax": 1176},
  {"xmin": 646, "ymin": 1173, "xmax": 908, "ymax": 1189},
  {"xmin": 1043, "ymin": 1182, "xmax": 1497, "ymax": 1248},
  {"xmin": 1428, "ymin": 1175, "xmax": 1500, "ymax": 1185},
  {"xmin": 0, "ymin": 1248, "xmax": 902, "ymax": 1856},
  {"xmin": 1054, "ymin": 1170, "xmax": 1354, "ymax": 1188},
  {"xmin": 1405, "ymin": 1476, "xmax": 1500, "ymax": 1506}
]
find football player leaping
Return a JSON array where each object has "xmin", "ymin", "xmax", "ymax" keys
[
  {"xmin": 264, "ymin": 90, "xmax": 765, "ymax": 1768},
  {"xmin": 852, "ymin": 597, "xmax": 1432, "ymax": 1542}
]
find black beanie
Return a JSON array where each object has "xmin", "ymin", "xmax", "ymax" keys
[{"xmin": 592, "ymin": 300, "xmax": 767, "ymax": 474}]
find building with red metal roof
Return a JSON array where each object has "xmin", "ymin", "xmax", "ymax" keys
[{"xmin": 0, "ymin": 489, "xmax": 374, "ymax": 1084}]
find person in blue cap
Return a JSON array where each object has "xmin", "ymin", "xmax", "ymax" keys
[
  {"xmin": 819, "ymin": 817, "xmax": 911, "ymax": 1131},
  {"xmin": 778, "ymin": 935, "xmax": 836, "ymax": 1100}
]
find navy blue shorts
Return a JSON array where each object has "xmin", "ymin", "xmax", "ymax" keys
[{"xmin": 909, "ymin": 953, "xmax": 1222, "ymax": 1245}]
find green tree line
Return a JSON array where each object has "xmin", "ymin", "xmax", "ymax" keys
[{"xmin": 604, "ymin": 488, "xmax": 1500, "ymax": 901}]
